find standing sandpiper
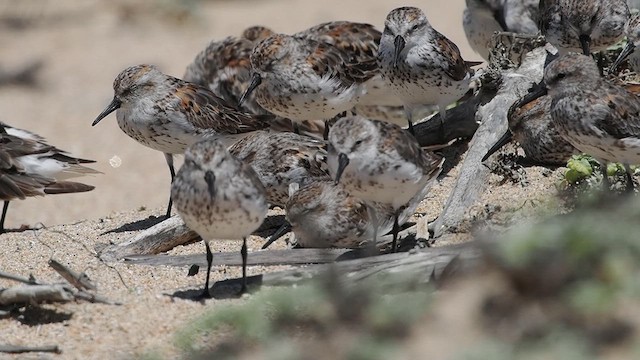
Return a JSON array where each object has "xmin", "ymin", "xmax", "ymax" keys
[
  {"xmin": 539, "ymin": 0, "xmax": 629, "ymax": 55},
  {"xmin": 171, "ymin": 139, "xmax": 268, "ymax": 297},
  {"xmin": 93, "ymin": 64, "xmax": 272, "ymax": 218},
  {"xmin": 378, "ymin": 6, "xmax": 476, "ymax": 133}
]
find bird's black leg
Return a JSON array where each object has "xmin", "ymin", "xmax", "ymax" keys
[
  {"xmin": 201, "ymin": 240, "xmax": 213, "ymax": 299},
  {"xmin": 240, "ymin": 237, "xmax": 248, "ymax": 294},
  {"xmin": 0, "ymin": 201, "xmax": 9, "ymax": 234},
  {"xmin": 391, "ymin": 210, "xmax": 400, "ymax": 253},
  {"xmin": 602, "ymin": 162, "xmax": 611, "ymax": 192},
  {"xmin": 164, "ymin": 153, "xmax": 175, "ymax": 219}
]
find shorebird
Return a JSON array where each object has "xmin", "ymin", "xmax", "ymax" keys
[
  {"xmin": 378, "ymin": 6, "xmax": 476, "ymax": 133},
  {"xmin": 0, "ymin": 122, "xmax": 99, "ymax": 233},
  {"xmin": 93, "ymin": 64, "xmax": 272, "ymax": 219},
  {"xmin": 610, "ymin": 12, "xmax": 640, "ymax": 73},
  {"xmin": 539, "ymin": 0, "xmax": 629, "ymax": 55},
  {"xmin": 171, "ymin": 139, "xmax": 268, "ymax": 297},
  {"xmin": 328, "ymin": 115, "xmax": 443, "ymax": 252},
  {"xmin": 514, "ymin": 53, "xmax": 640, "ymax": 190}
]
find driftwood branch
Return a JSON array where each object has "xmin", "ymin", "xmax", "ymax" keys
[
  {"xmin": 0, "ymin": 344, "xmax": 61, "ymax": 354},
  {"xmin": 0, "ymin": 284, "xmax": 74, "ymax": 305},
  {"xmin": 0, "ymin": 271, "xmax": 39, "ymax": 285},
  {"xmin": 427, "ymin": 47, "xmax": 547, "ymax": 238},
  {"xmin": 99, "ymin": 216, "xmax": 200, "ymax": 262},
  {"xmin": 217, "ymin": 242, "xmax": 481, "ymax": 290},
  {"xmin": 48, "ymin": 259, "xmax": 96, "ymax": 291}
]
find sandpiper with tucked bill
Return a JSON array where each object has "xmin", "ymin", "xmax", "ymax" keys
[{"xmin": 0, "ymin": 122, "xmax": 99, "ymax": 233}]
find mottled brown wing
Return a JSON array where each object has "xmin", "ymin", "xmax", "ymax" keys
[
  {"xmin": 432, "ymin": 30, "xmax": 469, "ymax": 81},
  {"xmin": 596, "ymin": 87, "xmax": 640, "ymax": 139},
  {"xmin": 172, "ymin": 82, "xmax": 273, "ymax": 134},
  {"xmin": 297, "ymin": 21, "xmax": 381, "ymax": 63},
  {"xmin": 377, "ymin": 121, "xmax": 443, "ymax": 177},
  {"xmin": 306, "ymin": 40, "xmax": 377, "ymax": 87}
]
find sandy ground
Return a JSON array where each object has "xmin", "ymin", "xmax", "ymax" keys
[{"xmin": 0, "ymin": 1, "xmax": 569, "ymax": 359}]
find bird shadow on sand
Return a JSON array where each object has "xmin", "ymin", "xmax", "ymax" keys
[
  {"xmin": 101, "ymin": 215, "xmax": 167, "ymax": 234},
  {"xmin": 4, "ymin": 304, "xmax": 73, "ymax": 326},
  {"xmin": 168, "ymin": 274, "xmax": 265, "ymax": 302}
]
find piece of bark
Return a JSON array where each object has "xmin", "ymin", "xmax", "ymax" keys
[
  {"xmin": 0, "ymin": 345, "xmax": 61, "ymax": 354},
  {"xmin": 426, "ymin": 47, "xmax": 548, "ymax": 239},
  {"xmin": 99, "ymin": 215, "xmax": 200, "ymax": 262},
  {"xmin": 0, "ymin": 284, "xmax": 74, "ymax": 305},
  {"xmin": 48, "ymin": 259, "xmax": 96, "ymax": 291},
  {"xmin": 215, "ymin": 242, "xmax": 480, "ymax": 289}
]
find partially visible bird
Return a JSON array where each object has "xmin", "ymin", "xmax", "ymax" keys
[
  {"xmin": 610, "ymin": 12, "xmax": 640, "ymax": 73},
  {"xmin": 228, "ymin": 130, "xmax": 329, "ymax": 208},
  {"xmin": 539, "ymin": 0, "xmax": 629, "ymax": 55},
  {"xmin": 183, "ymin": 26, "xmax": 275, "ymax": 116},
  {"xmin": 0, "ymin": 122, "xmax": 99, "ymax": 233}
]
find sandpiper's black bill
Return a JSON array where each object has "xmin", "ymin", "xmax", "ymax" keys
[
  {"xmin": 393, "ymin": 35, "xmax": 406, "ymax": 68},
  {"xmin": 579, "ymin": 34, "xmax": 591, "ymax": 56},
  {"xmin": 482, "ymin": 130, "xmax": 513, "ymax": 162},
  {"xmin": 513, "ymin": 81, "xmax": 548, "ymax": 110},
  {"xmin": 334, "ymin": 153, "xmax": 350, "ymax": 185},
  {"xmin": 92, "ymin": 97, "xmax": 121, "ymax": 126},
  {"xmin": 610, "ymin": 42, "xmax": 636, "ymax": 74},
  {"xmin": 260, "ymin": 222, "xmax": 292, "ymax": 249},
  {"xmin": 238, "ymin": 73, "xmax": 262, "ymax": 106}
]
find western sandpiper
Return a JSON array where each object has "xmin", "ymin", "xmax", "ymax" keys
[
  {"xmin": 379, "ymin": 6, "xmax": 476, "ymax": 133},
  {"xmin": 171, "ymin": 139, "xmax": 268, "ymax": 297},
  {"xmin": 518, "ymin": 53, "xmax": 640, "ymax": 190},
  {"xmin": 93, "ymin": 64, "xmax": 272, "ymax": 218},
  {"xmin": 539, "ymin": 0, "xmax": 629, "ymax": 55},
  {"xmin": 328, "ymin": 115, "xmax": 443, "ymax": 252},
  {"xmin": 239, "ymin": 33, "xmax": 376, "ymax": 131},
  {"xmin": 483, "ymin": 93, "xmax": 577, "ymax": 165}
]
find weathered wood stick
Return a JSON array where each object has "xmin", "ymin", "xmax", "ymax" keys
[
  {"xmin": 0, "ymin": 284, "xmax": 74, "ymax": 305},
  {"xmin": 99, "ymin": 216, "xmax": 200, "ymax": 262},
  {"xmin": 0, "ymin": 271, "xmax": 39, "ymax": 285},
  {"xmin": 214, "ymin": 243, "xmax": 481, "ymax": 290},
  {"xmin": 48, "ymin": 259, "xmax": 96, "ymax": 291},
  {"xmin": 0, "ymin": 344, "xmax": 61, "ymax": 354},
  {"xmin": 427, "ymin": 47, "xmax": 548, "ymax": 239}
]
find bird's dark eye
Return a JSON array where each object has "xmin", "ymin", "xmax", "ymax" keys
[
  {"xmin": 410, "ymin": 24, "xmax": 420, "ymax": 32},
  {"xmin": 557, "ymin": 73, "xmax": 566, "ymax": 79},
  {"xmin": 354, "ymin": 139, "xmax": 363, "ymax": 148}
]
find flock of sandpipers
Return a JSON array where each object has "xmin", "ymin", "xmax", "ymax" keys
[{"xmin": 3, "ymin": 1, "xmax": 640, "ymax": 297}]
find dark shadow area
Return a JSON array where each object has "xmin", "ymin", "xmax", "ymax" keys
[
  {"xmin": 101, "ymin": 215, "xmax": 166, "ymax": 234},
  {"xmin": 6, "ymin": 304, "xmax": 73, "ymax": 326},
  {"xmin": 169, "ymin": 274, "xmax": 265, "ymax": 301}
]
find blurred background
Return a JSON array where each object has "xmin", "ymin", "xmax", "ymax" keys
[{"xmin": 0, "ymin": 0, "xmax": 473, "ymax": 227}]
